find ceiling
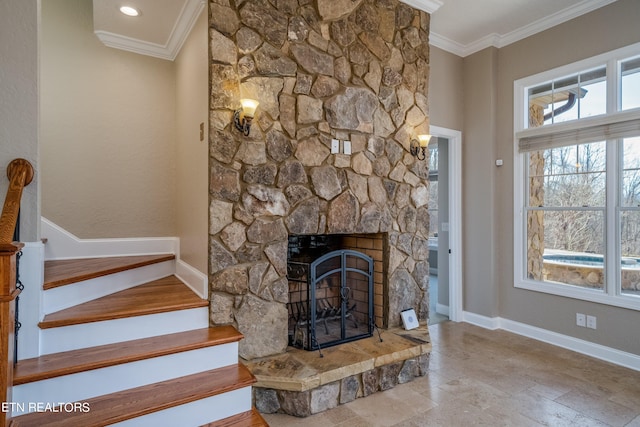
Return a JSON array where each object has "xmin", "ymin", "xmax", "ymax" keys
[
  {"xmin": 92, "ymin": 0, "xmax": 203, "ymax": 60},
  {"xmin": 92, "ymin": 0, "xmax": 618, "ymax": 60},
  {"xmin": 429, "ymin": 0, "xmax": 618, "ymax": 57}
]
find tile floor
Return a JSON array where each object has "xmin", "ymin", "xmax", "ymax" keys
[{"xmin": 262, "ymin": 322, "xmax": 640, "ymax": 426}]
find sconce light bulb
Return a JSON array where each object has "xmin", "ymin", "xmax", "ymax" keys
[
  {"xmin": 240, "ymin": 99, "xmax": 259, "ymax": 118},
  {"xmin": 418, "ymin": 134, "xmax": 432, "ymax": 148}
]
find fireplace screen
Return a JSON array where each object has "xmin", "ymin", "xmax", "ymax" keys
[{"xmin": 288, "ymin": 248, "xmax": 374, "ymax": 351}]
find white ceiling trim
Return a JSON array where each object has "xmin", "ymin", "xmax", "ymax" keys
[
  {"xmin": 430, "ymin": 0, "xmax": 618, "ymax": 57},
  {"xmin": 95, "ymin": 0, "xmax": 205, "ymax": 61},
  {"xmin": 401, "ymin": 0, "xmax": 444, "ymax": 14}
]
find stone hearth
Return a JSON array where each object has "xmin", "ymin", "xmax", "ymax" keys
[
  {"xmin": 208, "ymin": 0, "xmax": 432, "ymax": 362},
  {"xmin": 245, "ymin": 324, "xmax": 431, "ymax": 417}
]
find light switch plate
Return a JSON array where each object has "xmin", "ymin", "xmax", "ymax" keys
[
  {"xmin": 343, "ymin": 140, "xmax": 352, "ymax": 155},
  {"xmin": 331, "ymin": 139, "xmax": 340, "ymax": 154}
]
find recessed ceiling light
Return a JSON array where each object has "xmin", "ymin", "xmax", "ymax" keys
[{"xmin": 119, "ymin": 6, "xmax": 140, "ymax": 17}]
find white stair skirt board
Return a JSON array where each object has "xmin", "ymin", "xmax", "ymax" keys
[
  {"xmin": 12, "ymin": 344, "xmax": 238, "ymax": 415},
  {"xmin": 39, "ymin": 308, "xmax": 209, "ymax": 354},
  {"xmin": 17, "ymin": 242, "xmax": 45, "ymax": 360},
  {"xmin": 175, "ymin": 259, "xmax": 208, "ymax": 299},
  {"xmin": 42, "ymin": 261, "xmax": 176, "ymax": 314},
  {"xmin": 42, "ymin": 217, "xmax": 178, "ymax": 260},
  {"xmin": 111, "ymin": 387, "xmax": 253, "ymax": 427}
]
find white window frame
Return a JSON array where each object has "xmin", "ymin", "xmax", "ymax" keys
[{"xmin": 513, "ymin": 42, "xmax": 640, "ymax": 311}]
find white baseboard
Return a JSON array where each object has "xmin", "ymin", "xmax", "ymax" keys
[
  {"xmin": 176, "ymin": 259, "xmax": 208, "ymax": 299},
  {"xmin": 462, "ymin": 311, "xmax": 640, "ymax": 371},
  {"xmin": 42, "ymin": 217, "xmax": 178, "ymax": 260},
  {"xmin": 461, "ymin": 311, "xmax": 501, "ymax": 330},
  {"xmin": 436, "ymin": 303, "xmax": 450, "ymax": 316}
]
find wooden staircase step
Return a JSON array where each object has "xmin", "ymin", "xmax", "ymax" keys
[
  {"xmin": 14, "ymin": 326, "xmax": 242, "ymax": 385},
  {"xmin": 11, "ymin": 364, "xmax": 257, "ymax": 427},
  {"xmin": 44, "ymin": 254, "xmax": 175, "ymax": 290},
  {"xmin": 39, "ymin": 276, "xmax": 208, "ymax": 329},
  {"xmin": 202, "ymin": 408, "xmax": 269, "ymax": 427}
]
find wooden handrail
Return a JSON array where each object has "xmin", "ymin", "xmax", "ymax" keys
[
  {"xmin": 1, "ymin": 158, "xmax": 33, "ymax": 427},
  {"xmin": 0, "ymin": 159, "xmax": 34, "ymax": 244}
]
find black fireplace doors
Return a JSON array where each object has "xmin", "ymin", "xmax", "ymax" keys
[{"xmin": 288, "ymin": 249, "xmax": 374, "ymax": 351}]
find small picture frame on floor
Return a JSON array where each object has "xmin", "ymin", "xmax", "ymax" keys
[{"xmin": 401, "ymin": 308, "xmax": 419, "ymax": 330}]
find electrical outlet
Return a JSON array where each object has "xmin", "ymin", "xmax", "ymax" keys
[
  {"xmin": 576, "ymin": 313, "xmax": 586, "ymax": 327},
  {"xmin": 586, "ymin": 315, "xmax": 597, "ymax": 329},
  {"xmin": 331, "ymin": 139, "xmax": 340, "ymax": 154}
]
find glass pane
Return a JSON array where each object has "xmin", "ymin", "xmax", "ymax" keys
[
  {"xmin": 528, "ymin": 142, "xmax": 606, "ymax": 208},
  {"xmin": 527, "ymin": 67, "xmax": 606, "ymax": 127},
  {"xmin": 577, "ymin": 75, "xmax": 607, "ymax": 120},
  {"xmin": 621, "ymin": 57, "xmax": 640, "ymax": 111},
  {"xmin": 547, "ymin": 74, "xmax": 579, "ymax": 124},
  {"xmin": 621, "ymin": 210, "xmax": 640, "ymax": 296},
  {"xmin": 622, "ymin": 137, "xmax": 640, "ymax": 207},
  {"xmin": 527, "ymin": 210, "xmax": 605, "ymax": 290}
]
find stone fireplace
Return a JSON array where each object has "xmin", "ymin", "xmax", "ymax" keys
[{"xmin": 208, "ymin": 0, "xmax": 431, "ymax": 363}]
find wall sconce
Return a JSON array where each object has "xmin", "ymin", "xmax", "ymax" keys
[
  {"xmin": 233, "ymin": 98, "xmax": 259, "ymax": 136},
  {"xmin": 410, "ymin": 134, "xmax": 432, "ymax": 160}
]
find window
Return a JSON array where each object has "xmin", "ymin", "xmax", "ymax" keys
[{"xmin": 514, "ymin": 43, "xmax": 640, "ymax": 310}]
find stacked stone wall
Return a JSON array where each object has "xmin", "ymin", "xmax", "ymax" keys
[{"xmin": 208, "ymin": 0, "xmax": 431, "ymax": 359}]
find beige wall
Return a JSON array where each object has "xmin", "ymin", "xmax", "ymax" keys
[
  {"xmin": 429, "ymin": 47, "xmax": 464, "ymax": 131},
  {"xmin": 494, "ymin": 0, "xmax": 640, "ymax": 355},
  {"xmin": 175, "ymin": 11, "xmax": 208, "ymax": 273},
  {"xmin": 40, "ymin": 0, "xmax": 177, "ymax": 238},
  {"xmin": 0, "ymin": 0, "xmax": 39, "ymax": 242},
  {"xmin": 462, "ymin": 47, "xmax": 500, "ymax": 318},
  {"xmin": 443, "ymin": 0, "xmax": 640, "ymax": 354}
]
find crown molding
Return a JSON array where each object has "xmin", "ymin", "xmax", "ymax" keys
[
  {"xmin": 430, "ymin": 0, "xmax": 618, "ymax": 57},
  {"xmin": 428, "ymin": 32, "xmax": 467, "ymax": 57},
  {"xmin": 95, "ymin": 0, "xmax": 205, "ymax": 61},
  {"xmin": 401, "ymin": 0, "xmax": 443, "ymax": 14}
]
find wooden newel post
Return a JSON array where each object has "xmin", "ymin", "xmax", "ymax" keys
[
  {"xmin": 0, "ymin": 158, "xmax": 34, "ymax": 427},
  {"xmin": 1, "ymin": 244, "xmax": 20, "ymax": 427}
]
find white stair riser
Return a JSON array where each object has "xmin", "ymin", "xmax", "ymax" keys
[
  {"xmin": 112, "ymin": 387, "xmax": 252, "ymax": 427},
  {"xmin": 42, "ymin": 260, "xmax": 175, "ymax": 314},
  {"xmin": 12, "ymin": 343, "xmax": 239, "ymax": 415},
  {"xmin": 40, "ymin": 308, "xmax": 209, "ymax": 354}
]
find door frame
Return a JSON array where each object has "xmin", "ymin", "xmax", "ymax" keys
[{"xmin": 430, "ymin": 125, "xmax": 463, "ymax": 322}]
